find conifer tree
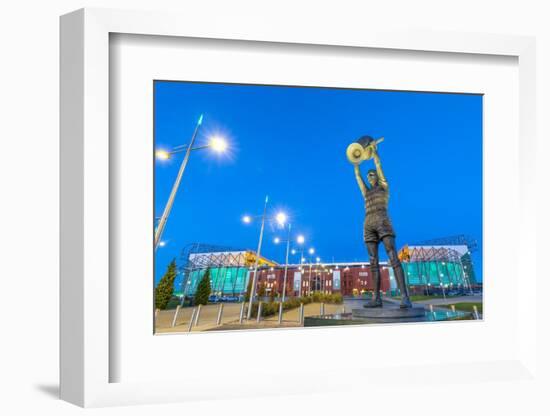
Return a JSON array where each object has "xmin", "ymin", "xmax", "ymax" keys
[
  {"xmin": 195, "ymin": 268, "xmax": 212, "ymax": 305},
  {"xmin": 155, "ymin": 259, "xmax": 177, "ymax": 310}
]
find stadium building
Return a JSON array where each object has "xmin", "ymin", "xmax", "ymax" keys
[
  {"xmin": 176, "ymin": 239, "xmax": 478, "ymax": 298},
  {"xmin": 398, "ymin": 244, "xmax": 475, "ymax": 294},
  {"xmin": 178, "ymin": 248, "xmax": 277, "ymax": 297}
]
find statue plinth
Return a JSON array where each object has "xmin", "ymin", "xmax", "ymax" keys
[{"xmin": 352, "ymin": 303, "xmax": 425, "ymax": 319}]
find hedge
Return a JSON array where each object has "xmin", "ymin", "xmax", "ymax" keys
[{"xmin": 248, "ymin": 293, "xmax": 343, "ymax": 318}]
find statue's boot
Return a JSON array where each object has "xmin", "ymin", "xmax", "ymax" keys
[
  {"xmin": 392, "ymin": 261, "xmax": 412, "ymax": 308},
  {"xmin": 364, "ymin": 263, "xmax": 383, "ymax": 308}
]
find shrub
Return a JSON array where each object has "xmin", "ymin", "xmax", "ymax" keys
[
  {"xmin": 262, "ymin": 302, "xmax": 279, "ymax": 317},
  {"xmin": 312, "ymin": 292, "xmax": 323, "ymax": 303},
  {"xmin": 282, "ymin": 297, "xmax": 301, "ymax": 310},
  {"xmin": 300, "ymin": 296, "xmax": 312, "ymax": 305},
  {"xmin": 165, "ymin": 296, "xmax": 181, "ymax": 310},
  {"xmin": 331, "ymin": 293, "xmax": 343, "ymax": 304},
  {"xmin": 284, "ymin": 293, "xmax": 343, "ymax": 306},
  {"xmin": 248, "ymin": 300, "xmax": 280, "ymax": 318},
  {"xmin": 248, "ymin": 293, "xmax": 344, "ymax": 318}
]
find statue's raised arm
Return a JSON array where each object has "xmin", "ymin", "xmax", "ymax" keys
[
  {"xmin": 372, "ymin": 144, "xmax": 389, "ymax": 191},
  {"xmin": 354, "ymin": 164, "xmax": 369, "ymax": 199}
]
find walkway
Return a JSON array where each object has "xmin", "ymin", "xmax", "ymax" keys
[{"xmin": 155, "ymin": 302, "xmax": 345, "ymax": 333}]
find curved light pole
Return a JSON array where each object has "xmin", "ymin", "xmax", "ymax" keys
[{"xmin": 154, "ymin": 115, "xmax": 227, "ymax": 250}]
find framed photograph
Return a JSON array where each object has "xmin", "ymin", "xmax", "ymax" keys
[
  {"xmin": 152, "ymin": 80, "xmax": 483, "ymax": 335},
  {"xmin": 60, "ymin": 8, "xmax": 537, "ymax": 407}
]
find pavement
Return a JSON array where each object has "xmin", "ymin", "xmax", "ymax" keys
[
  {"xmin": 155, "ymin": 302, "xmax": 346, "ymax": 333},
  {"xmin": 155, "ymin": 296, "xmax": 483, "ymax": 333}
]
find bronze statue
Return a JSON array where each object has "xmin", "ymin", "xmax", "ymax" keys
[{"xmin": 348, "ymin": 136, "xmax": 412, "ymax": 308}]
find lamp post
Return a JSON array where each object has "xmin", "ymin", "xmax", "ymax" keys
[
  {"xmin": 154, "ymin": 115, "xmax": 228, "ymax": 250},
  {"xmin": 243, "ymin": 201, "xmax": 287, "ymax": 319},
  {"xmin": 274, "ymin": 228, "xmax": 305, "ymax": 302},
  {"xmin": 306, "ymin": 248, "xmax": 315, "ymax": 296},
  {"xmin": 314, "ymin": 257, "xmax": 321, "ymax": 293},
  {"xmin": 299, "ymin": 260, "xmax": 306, "ymax": 297},
  {"xmin": 308, "ymin": 252, "xmax": 317, "ymax": 295},
  {"xmin": 292, "ymin": 245, "xmax": 311, "ymax": 297}
]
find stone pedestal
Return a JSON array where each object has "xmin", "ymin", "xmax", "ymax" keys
[
  {"xmin": 352, "ymin": 303, "xmax": 425, "ymax": 320},
  {"xmin": 303, "ymin": 302, "xmax": 472, "ymax": 327}
]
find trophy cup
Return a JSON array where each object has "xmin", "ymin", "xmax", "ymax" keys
[{"xmin": 346, "ymin": 135, "xmax": 384, "ymax": 164}]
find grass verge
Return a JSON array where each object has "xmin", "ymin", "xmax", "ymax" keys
[{"xmin": 437, "ymin": 302, "xmax": 483, "ymax": 314}]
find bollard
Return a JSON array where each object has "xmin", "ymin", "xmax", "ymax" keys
[
  {"xmin": 171, "ymin": 305, "xmax": 181, "ymax": 328},
  {"xmin": 473, "ymin": 305, "xmax": 480, "ymax": 320},
  {"xmin": 429, "ymin": 304, "xmax": 435, "ymax": 319},
  {"xmin": 239, "ymin": 302, "xmax": 245, "ymax": 324},
  {"xmin": 320, "ymin": 302, "xmax": 325, "ymax": 316},
  {"xmin": 187, "ymin": 308, "xmax": 197, "ymax": 332},
  {"xmin": 298, "ymin": 303, "xmax": 304, "ymax": 324},
  {"xmin": 447, "ymin": 305, "xmax": 456, "ymax": 317},
  {"xmin": 216, "ymin": 303, "xmax": 224, "ymax": 326},
  {"xmin": 155, "ymin": 308, "xmax": 160, "ymax": 318},
  {"xmin": 256, "ymin": 301, "xmax": 263, "ymax": 323},
  {"xmin": 194, "ymin": 304, "xmax": 202, "ymax": 327},
  {"xmin": 278, "ymin": 302, "xmax": 283, "ymax": 324}
]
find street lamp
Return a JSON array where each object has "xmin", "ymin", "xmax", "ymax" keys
[
  {"xmin": 154, "ymin": 114, "xmax": 228, "ymax": 250},
  {"xmin": 301, "ymin": 248, "xmax": 316, "ymax": 295},
  {"xmin": 273, "ymin": 228, "xmax": 305, "ymax": 302},
  {"xmin": 209, "ymin": 136, "xmax": 228, "ymax": 152},
  {"xmin": 275, "ymin": 212, "xmax": 287, "ymax": 226},
  {"xmin": 155, "ymin": 149, "xmax": 171, "ymax": 160},
  {"xmin": 315, "ymin": 257, "xmax": 321, "ymax": 292},
  {"xmin": 242, "ymin": 200, "xmax": 287, "ymax": 319},
  {"xmin": 290, "ymin": 245, "xmax": 313, "ymax": 297},
  {"xmin": 155, "ymin": 136, "xmax": 228, "ymax": 161}
]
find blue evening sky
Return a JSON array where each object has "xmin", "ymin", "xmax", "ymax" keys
[{"xmin": 154, "ymin": 81, "xmax": 483, "ymax": 284}]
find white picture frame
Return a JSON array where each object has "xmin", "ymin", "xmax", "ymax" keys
[{"xmin": 60, "ymin": 7, "xmax": 537, "ymax": 408}]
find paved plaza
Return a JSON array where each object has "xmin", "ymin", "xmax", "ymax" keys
[
  {"xmin": 155, "ymin": 294, "xmax": 482, "ymax": 334},
  {"xmin": 155, "ymin": 302, "xmax": 346, "ymax": 333}
]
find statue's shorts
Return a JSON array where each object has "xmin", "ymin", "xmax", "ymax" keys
[{"xmin": 363, "ymin": 218, "xmax": 395, "ymax": 243}]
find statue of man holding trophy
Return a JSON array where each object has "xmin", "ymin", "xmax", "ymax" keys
[{"xmin": 346, "ymin": 136, "xmax": 412, "ymax": 309}]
